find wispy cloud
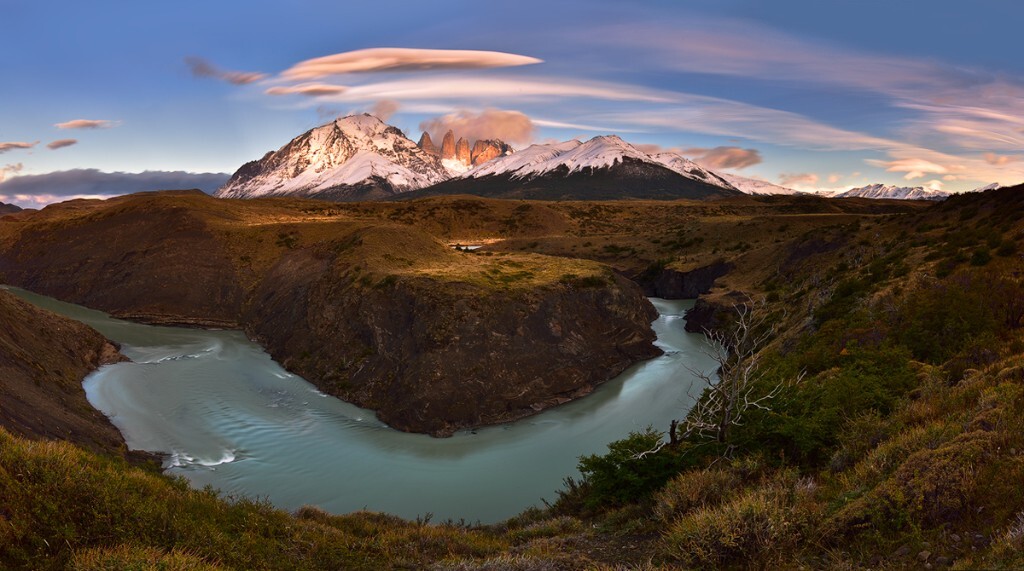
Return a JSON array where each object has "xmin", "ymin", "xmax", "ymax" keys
[
  {"xmin": 605, "ymin": 99, "xmax": 898, "ymax": 152},
  {"xmin": 0, "ymin": 163, "xmax": 23, "ymax": 182},
  {"xmin": 369, "ymin": 100, "xmax": 400, "ymax": 121},
  {"xmin": 54, "ymin": 119, "xmax": 118, "ymax": 129},
  {"xmin": 0, "ymin": 141, "xmax": 37, "ymax": 153},
  {"xmin": 265, "ymin": 83, "xmax": 349, "ymax": 96},
  {"xmin": 281, "ymin": 48, "xmax": 542, "ymax": 80},
  {"xmin": 46, "ymin": 139, "xmax": 78, "ymax": 150},
  {"xmin": 779, "ymin": 172, "xmax": 819, "ymax": 187},
  {"xmin": 185, "ymin": 56, "xmax": 266, "ymax": 85},
  {"xmin": 419, "ymin": 108, "xmax": 535, "ymax": 144},
  {"xmin": 681, "ymin": 146, "xmax": 762, "ymax": 170}
]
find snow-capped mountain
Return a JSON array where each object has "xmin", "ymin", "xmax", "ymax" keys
[
  {"xmin": 717, "ymin": 173, "xmax": 800, "ymax": 196},
  {"xmin": 970, "ymin": 183, "xmax": 1001, "ymax": 193},
  {"xmin": 412, "ymin": 136, "xmax": 741, "ymax": 201},
  {"xmin": 835, "ymin": 184, "xmax": 949, "ymax": 201},
  {"xmin": 649, "ymin": 153, "xmax": 738, "ymax": 191},
  {"xmin": 217, "ymin": 114, "xmax": 450, "ymax": 200}
]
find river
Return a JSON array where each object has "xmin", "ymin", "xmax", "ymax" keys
[{"xmin": 8, "ymin": 286, "xmax": 716, "ymax": 523}]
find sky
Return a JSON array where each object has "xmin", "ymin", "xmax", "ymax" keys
[{"xmin": 2, "ymin": 0, "xmax": 1023, "ymax": 206}]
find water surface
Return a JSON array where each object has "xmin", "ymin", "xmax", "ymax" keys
[{"xmin": 8, "ymin": 286, "xmax": 715, "ymax": 523}]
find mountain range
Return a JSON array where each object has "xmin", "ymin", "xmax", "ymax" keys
[{"xmin": 216, "ymin": 114, "xmax": 1000, "ymax": 202}]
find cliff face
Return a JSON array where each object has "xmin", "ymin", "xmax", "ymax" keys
[
  {"xmin": 642, "ymin": 260, "xmax": 733, "ymax": 299},
  {"xmin": 247, "ymin": 257, "xmax": 660, "ymax": 436},
  {"xmin": 0, "ymin": 191, "xmax": 662, "ymax": 436},
  {"xmin": 0, "ymin": 289, "xmax": 128, "ymax": 456},
  {"xmin": 419, "ymin": 131, "xmax": 511, "ymax": 169}
]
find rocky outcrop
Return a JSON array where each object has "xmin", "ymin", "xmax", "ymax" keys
[
  {"xmin": 418, "ymin": 131, "xmax": 512, "ymax": 169},
  {"xmin": 248, "ymin": 257, "xmax": 661, "ymax": 436},
  {"xmin": 0, "ymin": 202, "xmax": 21, "ymax": 214},
  {"xmin": 455, "ymin": 137, "xmax": 471, "ymax": 165},
  {"xmin": 417, "ymin": 132, "xmax": 437, "ymax": 156},
  {"xmin": 642, "ymin": 260, "xmax": 733, "ymax": 299},
  {"xmin": 471, "ymin": 140, "xmax": 511, "ymax": 166},
  {"xmin": 0, "ymin": 289, "xmax": 129, "ymax": 456},
  {"xmin": 440, "ymin": 130, "xmax": 457, "ymax": 160}
]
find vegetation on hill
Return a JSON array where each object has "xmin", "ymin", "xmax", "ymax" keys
[{"xmin": 1, "ymin": 186, "xmax": 1022, "ymax": 568}]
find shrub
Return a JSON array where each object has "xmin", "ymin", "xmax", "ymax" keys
[
  {"xmin": 663, "ymin": 488, "xmax": 799, "ymax": 567},
  {"xmin": 572, "ymin": 429, "xmax": 684, "ymax": 509}
]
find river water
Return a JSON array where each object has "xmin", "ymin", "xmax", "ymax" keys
[{"xmin": 8, "ymin": 286, "xmax": 716, "ymax": 523}]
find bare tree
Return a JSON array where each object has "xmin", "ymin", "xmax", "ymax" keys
[
  {"xmin": 680, "ymin": 295, "xmax": 802, "ymax": 453},
  {"xmin": 629, "ymin": 295, "xmax": 802, "ymax": 460}
]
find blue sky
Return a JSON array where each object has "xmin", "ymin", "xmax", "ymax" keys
[{"xmin": 2, "ymin": 0, "xmax": 1023, "ymax": 204}]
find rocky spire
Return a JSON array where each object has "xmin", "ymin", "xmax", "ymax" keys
[
  {"xmin": 417, "ymin": 132, "xmax": 438, "ymax": 156},
  {"xmin": 455, "ymin": 137, "xmax": 472, "ymax": 165},
  {"xmin": 440, "ymin": 130, "xmax": 456, "ymax": 160},
  {"xmin": 471, "ymin": 140, "xmax": 512, "ymax": 166}
]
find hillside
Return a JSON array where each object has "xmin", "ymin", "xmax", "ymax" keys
[
  {"xmin": 0, "ymin": 191, "xmax": 659, "ymax": 436},
  {"xmin": 0, "ymin": 288, "xmax": 127, "ymax": 456}
]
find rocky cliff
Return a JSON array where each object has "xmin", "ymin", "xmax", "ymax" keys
[
  {"xmin": 0, "ymin": 191, "xmax": 662, "ymax": 436},
  {"xmin": 420, "ymin": 130, "xmax": 512, "ymax": 170},
  {"xmin": 0, "ymin": 288, "xmax": 128, "ymax": 456}
]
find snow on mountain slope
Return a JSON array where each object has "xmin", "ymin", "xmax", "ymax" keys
[
  {"xmin": 649, "ymin": 153, "xmax": 737, "ymax": 190},
  {"xmin": 836, "ymin": 184, "xmax": 949, "ymax": 201},
  {"xmin": 718, "ymin": 173, "xmax": 800, "ymax": 195},
  {"xmin": 464, "ymin": 140, "xmax": 583, "ymax": 178},
  {"xmin": 217, "ymin": 114, "xmax": 449, "ymax": 199},
  {"xmin": 464, "ymin": 136, "xmax": 736, "ymax": 193}
]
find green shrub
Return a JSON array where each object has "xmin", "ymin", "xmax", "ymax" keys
[{"xmin": 572, "ymin": 428, "xmax": 684, "ymax": 509}]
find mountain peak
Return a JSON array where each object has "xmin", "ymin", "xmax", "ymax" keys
[
  {"xmin": 216, "ymin": 115, "xmax": 448, "ymax": 200},
  {"xmin": 836, "ymin": 184, "xmax": 949, "ymax": 201}
]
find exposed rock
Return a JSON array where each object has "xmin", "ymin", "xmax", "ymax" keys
[
  {"xmin": 417, "ymin": 132, "xmax": 438, "ymax": 156},
  {"xmin": 0, "ymin": 289, "xmax": 129, "ymax": 457},
  {"xmin": 684, "ymin": 291, "xmax": 749, "ymax": 335},
  {"xmin": 0, "ymin": 202, "xmax": 22, "ymax": 214},
  {"xmin": 471, "ymin": 140, "xmax": 510, "ymax": 165},
  {"xmin": 440, "ymin": 129, "xmax": 457, "ymax": 160},
  {"xmin": 455, "ymin": 137, "xmax": 471, "ymax": 165},
  {"xmin": 642, "ymin": 260, "xmax": 732, "ymax": 299}
]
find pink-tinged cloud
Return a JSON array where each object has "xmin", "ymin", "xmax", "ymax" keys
[
  {"xmin": 336, "ymin": 76, "xmax": 676, "ymax": 104},
  {"xmin": 185, "ymin": 56, "xmax": 266, "ymax": 85},
  {"xmin": 984, "ymin": 152, "xmax": 1020, "ymax": 166},
  {"xmin": 281, "ymin": 48, "xmax": 542, "ymax": 80},
  {"xmin": 265, "ymin": 83, "xmax": 349, "ymax": 97},
  {"xmin": 420, "ymin": 109, "xmax": 535, "ymax": 144},
  {"xmin": 0, "ymin": 163, "xmax": 23, "ymax": 182},
  {"xmin": 779, "ymin": 173, "xmax": 819, "ymax": 186},
  {"xmin": 0, "ymin": 141, "xmax": 37, "ymax": 153},
  {"xmin": 370, "ymin": 100, "xmax": 400, "ymax": 121},
  {"xmin": 869, "ymin": 157, "xmax": 950, "ymax": 180},
  {"xmin": 54, "ymin": 119, "xmax": 118, "ymax": 129},
  {"xmin": 680, "ymin": 146, "xmax": 762, "ymax": 169},
  {"xmin": 827, "ymin": 173, "xmax": 843, "ymax": 184},
  {"xmin": 46, "ymin": 139, "xmax": 78, "ymax": 150}
]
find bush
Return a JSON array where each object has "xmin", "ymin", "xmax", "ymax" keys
[
  {"xmin": 572, "ymin": 428, "xmax": 684, "ymax": 509},
  {"xmin": 663, "ymin": 488, "xmax": 799, "ymax": 567}
]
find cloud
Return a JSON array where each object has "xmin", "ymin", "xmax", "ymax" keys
[
  {"xmin": 318, "ymin": 75, "xmax": 676, "ymax": 104},
  {"xmin": 0, "ymin": 163, "xmax": 23, "ymax": 182},
  {"xmin": 608, "ymin": 100, "xmax": 898, "ymax": 152},
  {"xmin": 281, "ymin": 48, "xmax": 542, "ymax": 80},
  {"xmin": 54, "ymin": 119, "xmax": 118, "ymax": 129},
  {"xmin": 46, "ymin": 139, "xmax": 78, "ymax": 150},
  {"xmin": 925, "ymin": 179, "xmax": 945, "ymax": 191},
  {"xmin": 0, "ymin": 141, "xmax": 38, "ymax": 153},
  {"xmin": 265, "ymin": 83, "xmax": 349, "ymax": 96},
  {"xmin": 419, "ymin": 109, "xmax": 535, "ymax": 144},
  {"xmin": 0, "ymin": 169, "xmax": 231, "ymax": 202},
  {"xmin": 370, "ymin": 100, "xmax": 400, "ymax": 121},
  {"xmin": 779, "ymin": 173, "xmax": 819, "ymax": 187},
  {"xmin": 984, "ymin": 152, "xmax": 1020, "ymax": 166},
  {"xmin": 680, "ymin": 146, "xmax": 762, "ymax": 169},
  {"xmin": 867, "ymin": 157, "xmax": 949, "ymax": 180},
  {"xmin": 827, "ymin": 173, "xmax": 842, "ymax": 184},
  {"xmin": 185, "ymin": 56, "xmax": 266, "ymax": 85}
]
